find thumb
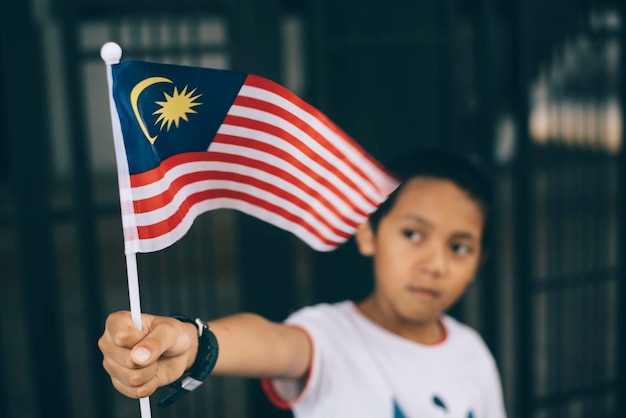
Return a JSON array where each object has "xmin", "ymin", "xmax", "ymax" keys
[
  {"xmin": 130, "ymin": 317, "xmax": 191, "ymax": 366},
  {"xmin": 130, "ymin": 346, "xmax": 153, "ymax": 365}
]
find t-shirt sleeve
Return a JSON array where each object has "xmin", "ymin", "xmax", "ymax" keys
[
  {"xmin": 449, "ymin": 316, "xmax": 508, "ymax": 418},
  {"xmin": 261, "ymin": 305, "xmax": 333, "ymax": 409},
  {"xmin": 476, "ymin": 340, "xmax": 508, "ymax": 418},
  {"xmin": 472, "ymin": 330, "xmax": 506, "ymax": 418}
]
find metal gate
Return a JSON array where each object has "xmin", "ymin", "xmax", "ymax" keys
[{"xmin": 0, "ymin": 1, "xmax": 624, "ymax": 418}]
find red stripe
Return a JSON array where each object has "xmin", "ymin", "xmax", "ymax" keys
[
  {"xmin": 129, "ymin": 150, "xmax": 361, "ymax": 229},
  {"xmin": 131, "ymin": 164, "xmax": 351, "ymax": 241},
  {"xmin": 221, "ymin": 110, "xmax": 375, "ymax": 208},
  {"xmin": 231, "ymin": 94, "xmax": 379, "ymax": 207},
  {"xmin": 130, "ymin": 148, "xmax": 365, "ymax": 220},
  {"xmin": 130, "ymin": 152, "xmax": 210, "ymax": 187},
  {"xmin": 214, "ymin": 131, "xmax": 367, "ymax": 217},
  {"xmin": 244, "ymin": 74, "xmax": 392, "ymax": 191},
  {"xmin": 211, "ymin": 150, "xmax": 358, "ymax": 228},
  {"xmin": 134, "ymin": 187, "xmax": 343, "ymax": 248}
]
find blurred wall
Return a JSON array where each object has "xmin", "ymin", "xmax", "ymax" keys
[{"xmin": 0, "ymin": 1, "xmax": 624, "ymax": 418}]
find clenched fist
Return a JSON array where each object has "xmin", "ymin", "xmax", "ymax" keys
[{"xmin": 98, "ymin": 311, "xmax": 198, "ymax": 399}]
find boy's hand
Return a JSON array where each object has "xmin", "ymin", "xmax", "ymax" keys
[{"xmin": 98, "ymin": 311, "xmax": 198, "ymax": 399}]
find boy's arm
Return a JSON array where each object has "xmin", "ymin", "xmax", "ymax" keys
[
  {"xmin": 98, "ymin": 311, "xmax": 311, "ymax": 399},
  {"xmin": 210, "ymin": 313, "xmax": 311, "ymax": 378}
]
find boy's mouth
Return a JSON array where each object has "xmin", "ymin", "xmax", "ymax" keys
[{"xmin": 407, "ymin": 285, "xmax": 439, "ymax": 299}]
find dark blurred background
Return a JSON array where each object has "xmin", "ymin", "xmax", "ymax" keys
[{"xmin": 0, "ymin": 0, "xmax": 624, "ymax": 417}]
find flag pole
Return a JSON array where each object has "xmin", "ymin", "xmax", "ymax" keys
[
  {"xmin": 101, "ymin": 42, "xmax": 152, "ymax": 418},
  {"xmin": 125, "ymin": 253, "xmax": 151, "ymax": 418}
]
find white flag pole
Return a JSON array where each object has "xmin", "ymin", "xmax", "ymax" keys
[
  {"xmin": 125, "ymin": 253, "xmax": 151, "ymax": 418},
  {"xmin": 101, "ymin": 42, "xmax": 152, "ymax": 418}
]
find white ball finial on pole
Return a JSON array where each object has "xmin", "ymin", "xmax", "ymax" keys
[{"xmin": 100, "ymin": 42, "xmax": 122, "ymax": 64}]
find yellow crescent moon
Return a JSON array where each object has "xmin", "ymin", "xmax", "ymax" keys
[{"xmin": 130, "ymin": 76, "xmax": 173, "ymax": 144}]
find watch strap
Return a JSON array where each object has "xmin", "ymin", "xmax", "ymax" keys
[{"xmin": 158, "ymin": 314, "xmax": 219, "ymax": 407}]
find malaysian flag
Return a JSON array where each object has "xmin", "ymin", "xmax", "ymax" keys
[{"xmin": 106, "ymin": 58, "xmax": 400, "ymax": 254}]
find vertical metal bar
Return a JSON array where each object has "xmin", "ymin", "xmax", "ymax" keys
[
  {"xmin": 548, "ymin": 161, "xmax": 561, "ymax": 415},
  {"xmin": 477, "ymin": 0, "xmax": 500, "ymax": 357},
  {"xmin": 0, "ymin": 44, "xmax": 10, "ymax": 182},
  {"xmin": 511, "ymin": 0, "xmax": 533, "ymax": 416},
  {"xmin": 617, "ymin": 2, "xmax": 626, "ymax": 415},
  {"xmin": 0, "ymin": 34, "xmax": 9, "ymax": 418},
  {"xmin": 0, "ymin": 1, "xmax": 71, "ymax": 417},
  {"xmin": 0, "ymin": 328, "xmax": 6, "ymax": 418},
  {"xmin": 587, "ymin": 155, "xmax": 603, "ymax": 416},
  {"xmin": 555, "ymin": 155, "xmax": 566, "ymax": 418},
  {"xmin": 304, "ymin": 0, "xmax": 330, "ymax": 111},
  {"xmin": 437, "ymin": 0, "xmax": 457, "ymax": 150},
  {"xmin": 53, "ymin": 1, "xmax": 111, "ymax": 418}
]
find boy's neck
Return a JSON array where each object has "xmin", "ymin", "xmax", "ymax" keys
[{"xmin": 356, "ymin": 298, "xmax": 445, "ymax": 345}]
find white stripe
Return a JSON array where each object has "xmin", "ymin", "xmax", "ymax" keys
[
  {"xmin": 210, "ymin": 141, "xmax": 368, "ymax": 219},
  {"xmin": 215, "ymin": 156, "xmax": 357, "ymax": 234},
  {"xmin": 228, "ymin": 102, "xmax": 383, "ymax": 203},
  {"xmin": 129, "ymin": 158, "xmax": 359, "ymax": 235},
  {"xmin": 239, "ymin": 84, "xmax": 396, "ymax": 199},
  {"xmin": 126, "ymin": 179, "xmax": 351, "ymax": 244},
  {"xmin": 216, "ymin": 124, "xmax": 375, "ymax": 213},
  {"xmin": 132, "ymin": 197, "xmax": 338, "ymax": 253},
  {"xmin": 130, "ymin": 146, "xmax": 367, "ymax": 223}
]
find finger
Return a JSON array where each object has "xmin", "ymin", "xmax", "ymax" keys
[
  {"xmin": 110, "ymin": 372, "xmax": 161, "ymax": 399},
  {"xmin": 130, "ymin": 317, "xmax": 194, "ymax": 367},
  {"xmin": 103, "ymin": 341, "xmax": 189, "ymax": 390},
  {"xmin": 102, "ymin": 355, "xmax": 158, "ymax": 388},
  {"xmin": 103, "ymin": 311, "xmax": 149, "ymax": 349},
  {"xmin": 98, "ymin": 335, "xmax": 138, "ymax": 370},
  {"xmin": 99, "ymin": 312, "xmax": 152, "ymax": 370},
  {"xmin": 152, "ymin": 354, "xmax": 190, "ymax": 387}
]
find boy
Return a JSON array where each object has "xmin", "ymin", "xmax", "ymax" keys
[{"xmin": 99, "ymin": 149, "xmax": 507, "ymax": 417}]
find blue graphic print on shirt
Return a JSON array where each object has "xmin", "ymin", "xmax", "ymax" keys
[
  {"xmin": 392, "ymin": 396, "xmax": 475, "ymax": 417},
  {"xmin": 433, "ymin": 395, "xmax": 447, "ymax": 411},
  {"xmin": 393, "ymin": 400, "xmax": 406, "ymax": 418}
]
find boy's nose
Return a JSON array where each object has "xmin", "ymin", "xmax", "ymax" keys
[{"xmin": 419, "ymin": 244, "xmax": 449, "ymax": 278}]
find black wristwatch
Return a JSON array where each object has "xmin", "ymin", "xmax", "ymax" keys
[{"xmin": 158, "ymin": 314, "xmax": 219, "ymax": 407}]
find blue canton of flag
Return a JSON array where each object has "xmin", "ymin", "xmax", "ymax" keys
[{"xmin": 112, "ymin": 61, "xmax": 246, "ymax": 174}]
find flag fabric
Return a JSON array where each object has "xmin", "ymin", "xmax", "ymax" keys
[{"xmin": 107, "ymin": 60, "xmax": 400, "ymax": 254}]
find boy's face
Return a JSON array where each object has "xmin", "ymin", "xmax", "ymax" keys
[{"xmin": 356, "ymin": 177, "xmax": 484, "ymax": 325}]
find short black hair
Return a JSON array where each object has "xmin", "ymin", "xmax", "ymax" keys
[{"xmin": 368, "ymin": 148, "xmax": 494, "ymax": 253}]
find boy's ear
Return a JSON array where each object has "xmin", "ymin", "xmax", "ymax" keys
[{"xmin": 355, "ymin": 221, "xmax": 376, "ymax": 256}]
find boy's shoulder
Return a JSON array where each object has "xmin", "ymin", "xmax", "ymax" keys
[
  {"xmin": 285, "ymin": 303, "xmax": 493, "ymax": 355},
  {"xmin": 285, "ymin": 300, "xmax": 354, "ymax": 324},
  {"xmin": 288, "ymin": 303, "xmax": 490, "ymax": 351},
  {"xmin": 441, "ymin": 315, "xmax": 497, "ymax": 362},
  {"xmin": 441, "ymin": 314, "xmax": 482, "ymax": 340}
]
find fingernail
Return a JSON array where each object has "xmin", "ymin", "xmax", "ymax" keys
[{"xmin": 133, "ymin": 347, "xmax": 151, "ymax": 363}]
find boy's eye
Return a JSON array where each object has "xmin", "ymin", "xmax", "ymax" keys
[
  {"xmin": 451, "ymin": 242, "xmax": 474, "ymax": 256},
  {"xmin": 403, "ymin": 229, "xmax": 423, "ymax": 242}
]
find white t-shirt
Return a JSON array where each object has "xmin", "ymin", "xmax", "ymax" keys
[{"xmin": 263, "ymin": 301, "xmax": 507, "ymax": 418}]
